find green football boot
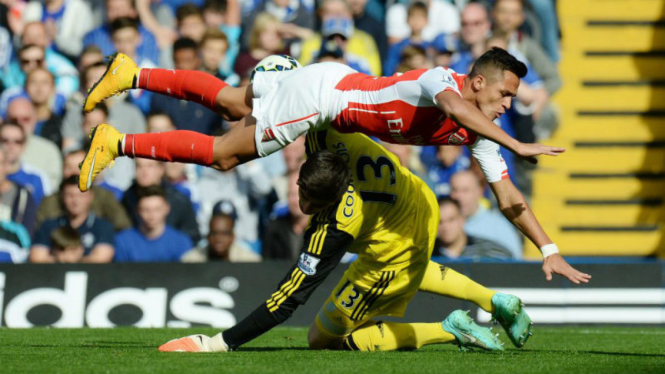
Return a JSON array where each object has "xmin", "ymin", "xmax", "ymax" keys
[
  {"xmin": 491, "ymin": 293, "xmax": 533, "ymax": 348},
  {"xmin": 442, "ymin": 310, "xmax": 504, "ymax": 352}
]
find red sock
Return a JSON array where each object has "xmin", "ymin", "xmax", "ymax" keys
[
  {"xmin": 123, "ymin": 131, "xmax": 214, "ymax": 166},
  {"xmin": 137, "ymin": 69, "xmax": 228, "ymax": 111}
]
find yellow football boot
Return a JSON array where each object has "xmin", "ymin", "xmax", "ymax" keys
[
  {"xmin": 78, "ymin": 124, "xmax": 124, "ymax": 192},
  {"xmin": 83, "ymin": 53, "xmax": 139, "ymax": 112}
]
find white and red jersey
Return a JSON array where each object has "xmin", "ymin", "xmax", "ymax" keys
[
  {"xmin": 329, "ymin": 67, "xmax": 476, "ymax": 146},
  {"xmin": 251, "ymin": 63, "xmax": 509, "ymax": 183}
]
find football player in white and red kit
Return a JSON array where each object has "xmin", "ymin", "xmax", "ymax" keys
[{"xmin": 80, "ymin": 48, "xmax": 588, "ymax": 283}]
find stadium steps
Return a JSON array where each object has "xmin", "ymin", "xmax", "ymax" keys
[{"xmin": 525, "ymin": 0, "xmax": 665, "ymax": 258}]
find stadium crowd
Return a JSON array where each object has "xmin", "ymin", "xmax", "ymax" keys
[{"xmin": 0, "ymin": 0, "xmax": 561, "ymax": 264}]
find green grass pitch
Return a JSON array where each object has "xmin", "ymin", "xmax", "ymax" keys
[{"xmin": 1, "ymin": 326, "xmax": 663, "ymax": 374}]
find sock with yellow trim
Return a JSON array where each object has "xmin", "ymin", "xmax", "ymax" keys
[
  {"xmin": 418, "ymin": 261, "xmax": 496, "ymax": 313},
  {"xmin": 344, "ymin": 320, "xmax": 455, "ymax": 351}
]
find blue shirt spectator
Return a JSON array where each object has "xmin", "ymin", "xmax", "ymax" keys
[
  {"xmin": 0, "ymin": 221, "xmax": 31, "ymax": 263},
  {"xmin": 83, "ymin": 26, "xmax": 160, "ymax": 65},
  {"xmin": 0, "ymin": 87, "xmax": 66, "ymax": 121},
  {"xmin": 115, "ymin": 185, "xmax": 193, "ymax": 262},
  {"xmin": 33, "ymin": 214, "xmax": 115, "ymax": 256},
  {"xmin": 7, "ymin": 164, "xmax": 50, "ymax": 207},
  {"xmin": 420, "ymin": 146, "xmax": 471, "ymax": 198},
  {"xmin": 384, "ymin": 38, "xmax": 429, "ymax": 77},
  {"xmin": 114, "ymin": 225, "xmax": 192, "ymax": 262},
  {"xmin": 0, "ymin": 46, "xmax": 79, "ymax": 99}
]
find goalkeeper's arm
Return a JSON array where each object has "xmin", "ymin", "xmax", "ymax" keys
[{"xmin": 222, "ymin": 224, "xmax": 352, "ymax": 349}]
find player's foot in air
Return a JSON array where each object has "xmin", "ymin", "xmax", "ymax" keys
[
  {"xmin": 491, "ymin": 293, "xmax": 533, "ymax": 348},
  {"xmin": 442, "ymin": 310, "xmax": 504, "ymax": 351},
  {"xmin": 83, "ymin": 52, "xmax": 139, "ymax": 112},
  {"xmin": 78, "ymin": 124, "xmax": 123, "ymax": 192},
  {"xmin": 159, "ymin": 333, "xmax": 228, "ymax": 352}
]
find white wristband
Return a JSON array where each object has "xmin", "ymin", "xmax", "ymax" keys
[{"xmin": 540, "ymin": 243, "xmax": 559, "ymax": 258}]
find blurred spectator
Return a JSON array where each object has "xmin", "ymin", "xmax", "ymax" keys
[
  {"xmin": 386, "ymin": 0, "xmax": 459, "ymax": 44},
  {"xmin": 110, "ymin": 16, "xmax": 156, "ymax": 114},
  {"xmin": 146, "ymin": 113, "xmax": 201, "ymax": 212},
  {"xmin": 22, "ymin": 0, "xmax": 94, "ymax": 58},
  {"xmin": 6, "ymin": 98, "xmax": 62, "ymax": 188},
  {"xmin": 2, "ymin": 0, "xmax": 25, "ymax": 36},
  {"xmin": 381, "ymin": 141, "xmax": 425, "ymax": 176},
  {"xmin": 450, "ymin": 1, "xmax": 490, "ymax": 72},
  {"xmin": 450, "ymin": 170, "xmax": 522, "ymax": 259},
  {"xmin": 176, "ymin": 3, "xmax": 207, "ymax": 43},
  {"xmin": 395, "ymin": 44, "xmax": 431, "ymax": 73},
  {"xmin": 348, "ymin": 0, "xmax": 387, "ymax": 62},
  {"xmin": 37, "ymin": 149, "xmax": 132, "ymax": 231},
  {"xmin": 83, "ymin": 0, "xmax": 160, "ymax": 65},
  {"xmin": 24, "ymin": 68, "xmax": 64, "ymax": 148},
  {"xmin": 0, "ymin": 220, "xmax": 31, "ymax": 263},
  {"xmin": 61, "ymin": 62, "xmax": 144, "ymax": 192},
  {"xmin": 420, "ymin": 145, "xmax": 471, "ymax": 198},
  {"xmin": 263, "ymin": 171, "xmax": 306, "ymax": 260},
  {"xmin": 50, "ymin": 226, "xmax": 85, "ymax": 263},
  {"xmin": 114, "ymin": 185, "xmax": 193, "ymax": 262},
  {"xmin": 0, "ymin": 25, "xmax": 10, "ymax": 72},
  {"xmin": 122, "ymin": 158, "xmax": 200, "ymax": 243},
  {"xmin": 526, "ymin": 0, "xmax": 560, "ymax": 63},
  {"xmin": 0, "ymin": 67, "xmax": 66, "ymax": 130},
  {"xmin": 182, "ymin": 200, "xmax": 260, "ymax": 262},
  {"xmin": 316, "ymin": 38, "xmax": 345, "ymax": 64},
  {"xmin": 271, "ymin": 135, "xmax": 305, "ymax": 201},
  {"xmin": 77, "ymin": 45, "xmax": 105, "ymax": 72},
  {"xmin": 202, "ymin": 0, "xmax": 242, "ymax": 75},
  {"xmin": 429, "ymin": 32, "xmax": 456, "ymax": 68},
  {"xmin": 491, "ymin": 0, "xmax": 560, "ymax": 96},
  {"xmin": 0, "ymin": 146, "xmax": 37, "ymax": 234},
  {"xmin": 435, "ymin": 197, "xmax": 513, "ymax": 260},
  {"xmin": 151, "ymin": 38, "xmax": 222, "ymax": 135},
  {"xmin": 30, "ymin": 176, "xmax": 115, "ymax": 263},
  {"xmin": 0, "ymin": 43, "xmax": 77, "ymax": 101},
  {"xmin": 195, "ymin": 156, "xmax": 273, "ymax": 246},
  {"xmin": 242, "ymin": 0, "xmax": 314, "ymax": 50},
  {"xmin": 199, "ymin": 28, "xmax": 239, "ymax": 86},
  {"xmin": 0, "ymin": 122, "xmax": 50, "ymax": 206},
  {"xmin": 384, "ymin": 1, "xmax": 429, "ymax": 76},
  {"xmin": 299, "ymin": 0, "xmax": 381, "ymax": 76},
  {"xmin": 234, "ymin": 12, "xmax": 289, "ymax": 77},
  {"xmin": 19, "ymin": 21, "xmax": 79, "ymax": 97}
]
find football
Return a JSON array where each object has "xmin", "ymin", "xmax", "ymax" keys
[{"xmin": 251, "ymin": 54, "xmax": 302, "ymax": 82}]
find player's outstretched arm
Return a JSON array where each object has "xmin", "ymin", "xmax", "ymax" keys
[
  {"xmin": 435, "ymin": 91, "xmax": 565, "ymax": 163},
  {"xmin": 489, "ymin": 179, "xmax": 591, "ymax": 284}
]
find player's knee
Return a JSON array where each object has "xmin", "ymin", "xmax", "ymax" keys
[
  {"xmin": 307, "ymin": 324, "xmax": 343, "ymax": 350},
  {"xmin": 211, "ymin": 138, "xmax": 238, "ymax": 171}
]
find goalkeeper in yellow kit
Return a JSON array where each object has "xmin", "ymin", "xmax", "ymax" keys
[{"xmin": 159, "ymin": 129, "xmax": 589, "ymax": 353}]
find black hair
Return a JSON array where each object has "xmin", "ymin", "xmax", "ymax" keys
[
  {"xmin": 51, "ymin": 226, "xmax": 82, "ymax": 250},
  {"xmin": 407, "ymin": 1, "xmax": 428, "ymax": 16},
  {"xmin": 110, "ymin": 17, "xmax": 139, "ymax": 35},
  {"xmin": 136, "ymin": 185, "xmax": 167, "ymax": 203},
  {"xmin": 438, "ymin": 196, "xmax": 462, "ymax": 213},
  {"xmin": 203, "ymin": 0, "xmax": 227, "ymax": 12},
  {"xmin": 60, "ymin": 175, "xmax": 80, "ymax": 192},
  {"xmin": 173, "ymin": 37, "xmax": 199, "ymax": 54},
  {"xmin": 469, "ymin": 47, "xmax": 527, "ymax": 81},
  {"xmin": 298, "ymin": 150, "xmax": 351, "ymax": 204},
  {"xmin": 176, "ymin": 3, "xmax": 204, "ymax": 23}
]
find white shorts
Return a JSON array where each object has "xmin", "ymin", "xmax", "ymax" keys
[{"xmin": 251, "ymin": 63, "xmax": 357, "ymax": 156}]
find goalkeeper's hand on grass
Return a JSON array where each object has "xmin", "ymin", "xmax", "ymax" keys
[
  {"xmin": 158, "ymin": 333, "xmax": 229, "ymax": 352},
  {"xmin": 542, "ymin": 254, "xmax": 592, "ymax": 284}
]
